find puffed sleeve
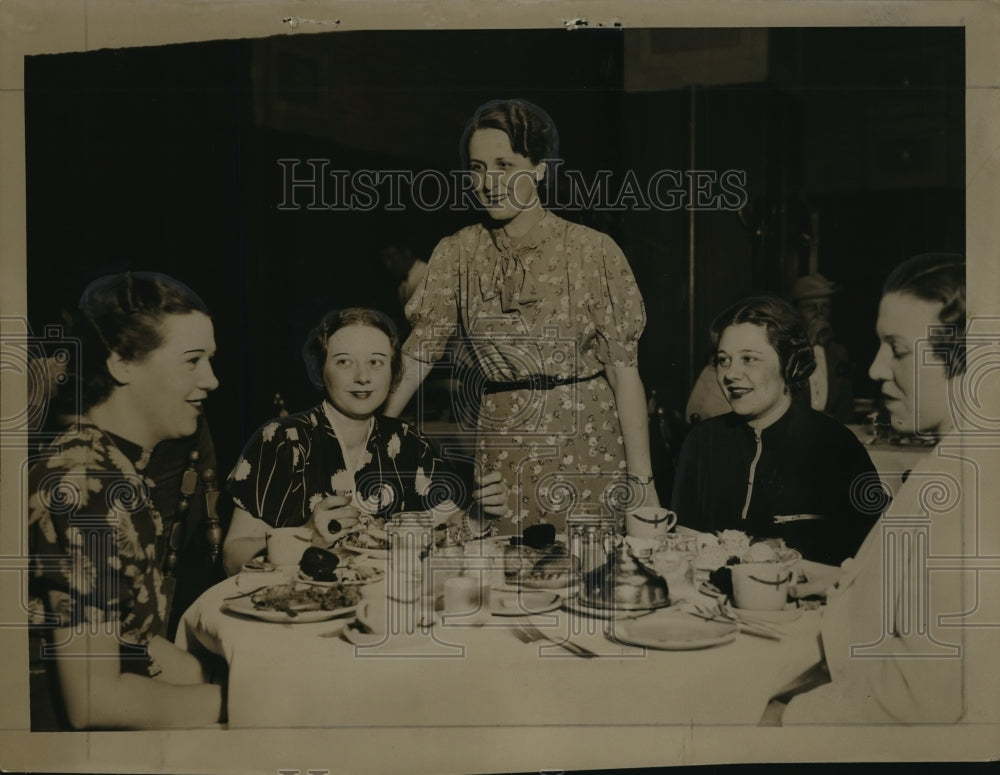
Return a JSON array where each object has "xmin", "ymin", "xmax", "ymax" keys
[
  {"xmin": 402, "ymin": 232, "xmax": 464, "ymax": 364},
  {"xmin": 26, "ymin": 440, "xmax": 144, "ymax": 636},
  {"xmin": 587, "ymin": 231, "xmax": 646, "ymax": 367},
  {"xmin": 227, "ymin": 419, "xmax": 311, "ymax": 528}
]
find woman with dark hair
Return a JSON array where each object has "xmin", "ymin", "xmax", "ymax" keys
[
  {"xmin": 28, "ymin": 272, "xmax": 225, "ymax": 729},
  {"xmin": 775, "ymin": 253, "xmax": 971, "ymax": 725},
  {"xmin": 671, "ymin": 296, "xmax": 880, "ymax": 565},
  {"xmin": 384, "ymin": 98, "xmax": 658, "ymax": 533},
  {"xmin": 222, "ymin": 307, "xmax": 489, "ymax": 574}
]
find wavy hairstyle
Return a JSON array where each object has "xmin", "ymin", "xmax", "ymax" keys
[
  {"xmin": 302, "ymin": 307, "xmax": 403, "ymax": 394},
  {"xmin": 459, "ymin": 98, "xmax": 560, "ymax": 177},
  {"xmin": 72, "ymin": 272, "xmax": 210, "ymax": 410},
  {"xmin": 709, "ymin": 295, "xmax": 816, "ymax": 389},
  {"xmin": 882, "ymin": 253, "xmax": 966, "ymax": 377}
]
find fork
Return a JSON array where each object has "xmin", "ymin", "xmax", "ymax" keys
[{"xmin": 512, "ymin": 623, "xmax": 597, "ymax": 658}]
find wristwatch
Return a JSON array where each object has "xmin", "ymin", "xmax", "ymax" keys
[{"xmin": 626, "ymin": 472, "xmax": 654, "ymax": 485}]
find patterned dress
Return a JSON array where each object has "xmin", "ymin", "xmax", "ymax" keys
[
  {"xmin": 28, "ymin": 426, "xmax": 169, "ymax": 677},
  {"xmin": 227, "ymin": 404, "xmax": 459, "ymax": 526},
  {"xmin": 403, "ymin": 211, "xmax": 647, "ymax": 533}
]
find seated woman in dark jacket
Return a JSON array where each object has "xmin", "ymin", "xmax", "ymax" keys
[{"xmin": 671, "ymin": 296, "xmax": 883, "ymax": 566}]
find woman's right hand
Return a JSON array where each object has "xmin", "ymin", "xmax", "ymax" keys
[
  {"xmin": 472, "ymin": 470, "xmax": 509, "ymax": 517},
  {"xmin": 308, "ymin": 494, "xmax": 361, "ymax": 547},
  {"xmin": 788, "ymin": 559, "xmax": 847, "ymax": 602}
]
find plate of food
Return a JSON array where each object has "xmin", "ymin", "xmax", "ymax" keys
[
  {"xmin": 241, "ymin": 556, "xmax": 279, "ymax": 573},
  {"xmin": 497, "ymin": 524, "xmax": 579, "ymax": 590},
  {"xmin": 609, "ymin": 609, "xmax": 737, "ymax": 650},
  {"xmin": 297, "ymin": 546, "xmax": 385, "ymax": 586},
  {"xmin": 693, "ymin": 530, "xmax": 801, "ymax": 582},
  {"xmin": 337, "ymin": 515, "xmax": 390, "ymax": 559},
  {"xmin": 297, "ymin": 565, "xmax": 384, "ymax": 586},
  {"xmin": 490, "ymin": 589, "xmax": 562, "ymax": 616},
  {"xmin": 222, "ymin": 581, "xmax": 362, "ymax": 623}
]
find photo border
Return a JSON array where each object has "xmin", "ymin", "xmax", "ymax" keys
[{"xmin": 1, "ymin": 1, "xmax": 997, "ymax": 772}]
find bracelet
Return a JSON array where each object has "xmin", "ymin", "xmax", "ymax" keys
[{"xmin": 626, "ymin": 472, "xmax": 654, "ymax": 485}]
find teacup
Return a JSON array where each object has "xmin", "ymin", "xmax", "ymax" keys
[
  {"xmin": 624, "ymin": 507, "xmax": 678, "ymax": 541},
  {"xmin": 265, "ymin": 526, "xmax": 313, "ymax": 567},
  {"xmin": 730, "ymin": 562, "xmax": 795, "ymax": 610}
]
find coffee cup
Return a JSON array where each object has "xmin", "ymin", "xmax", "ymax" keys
[
  {"xmin": 265, "ymin": 526, "xmax": 313, "ymax": 567},
  {"xmin": 624, "ymin": 507, "xmax": 678, "ymax": 541},
  {"xmin": 730, "ymin": 562, "xmax": 794, "ymax": 610}
]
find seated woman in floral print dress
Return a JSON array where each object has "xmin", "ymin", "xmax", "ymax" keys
[
  {"xmin": 28, "ymin": 272, "xmax": 225, "ymax": 729},
  {"xmin": 222, "ymin": 307, "xmax": 506, "ymax": 575}
]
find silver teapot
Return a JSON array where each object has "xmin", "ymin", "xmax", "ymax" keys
[{"xmin": 580, "ymin": 540, "xmax": 670, "ymax": 612}]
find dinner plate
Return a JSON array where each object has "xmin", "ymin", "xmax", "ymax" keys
[
  {"xmin": 560, "ymin": 595, "xmax": 664, "ymax": 620},
  {"xmin": 222, "ymin": 595, "xmax": 359, "ymax": 624},
  {"xmin": 296, "ymin": 565, "xmax": 386, "ymax": 586},
  {"xmin": 609, "ymin": 609, "xmax": 738, "ymax": 650},
  {"xmin": 491, "ymin": 589, "xmax": 561, "ymax": 616},
  {"xmin": 241, "ymin": 557, "xmax": 279, "ymax": 573},
  {"xmin": 339, "ymin": 542, "xmax": 389, "ymax": 559}
]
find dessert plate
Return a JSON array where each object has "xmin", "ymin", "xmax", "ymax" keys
[
  {"xmin": 609, "ymin": 609, "xmax": 737, "ymax": 650},
  {"xmin": 561, "ymin": 595, "xmax": 664, "ymax": 620}
]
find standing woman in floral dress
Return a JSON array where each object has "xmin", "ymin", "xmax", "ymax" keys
[{"xmin": 384, "ymin": 99, "xmax": 658, "ymax": 533}]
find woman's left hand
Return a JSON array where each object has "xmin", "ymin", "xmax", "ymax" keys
[{"xmin": 472, "ymin": 470, "xmax": 508, "ymax": 517}]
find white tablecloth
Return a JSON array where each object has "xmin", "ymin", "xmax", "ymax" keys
[{"xmin": 177, "ymin": 570, "xmax": 823, "ymax": 729}]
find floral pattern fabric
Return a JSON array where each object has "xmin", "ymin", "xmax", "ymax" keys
[
  {"xmin": 28, "ymin": 426, "xmax": 167, "ymax": 676},
  {"xmin": 403, "ymin": 212, "xmax": 647, "ymax": 533},
  {"xmin": 227, "ymin": 404, "xmax": 458, "ymax": 526}
]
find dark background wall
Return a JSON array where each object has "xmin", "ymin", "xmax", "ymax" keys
[{"xmin": 25, "ymin": 27, "xmax": 964, "ymax": 475}]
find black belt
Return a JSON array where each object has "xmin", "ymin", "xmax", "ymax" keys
[{"xmin": 482, "ymin": 372, "xmax": 601, "ymax": 395}]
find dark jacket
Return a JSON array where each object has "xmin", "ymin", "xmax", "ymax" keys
[{"xmin": 671, "ymin": 400, "xmax": 883, "ymax": 566}]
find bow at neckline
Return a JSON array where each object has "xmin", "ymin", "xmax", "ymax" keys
[{"xmin": 479, "ymin": 221, "xmax": 548, "ymax": 313}]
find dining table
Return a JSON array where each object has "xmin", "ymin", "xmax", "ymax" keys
[{"xmin": 176, "ymin": 539, "xmax": 826, "ymax": 731}]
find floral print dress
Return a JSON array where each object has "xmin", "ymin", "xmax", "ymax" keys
[
  {"xmin": 403, "ymin": 211, "xmax": 647, "ymax": 533},
  {"xmin": 28, "ymin": 426, "xmax": 169, "ymax": 677},
  {"xmin": 227, "ymin": 404, "xmax": 459, "ymax": 526}
]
